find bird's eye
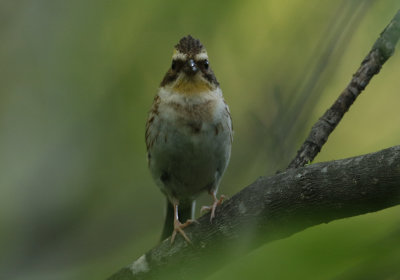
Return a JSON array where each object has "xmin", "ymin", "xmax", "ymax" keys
[
  {"xmin": 203, "ymin": 59, "xmax": 209, "ymax": 70},
  {"xmin": 171, "ymin": 60, "xmax": 177, "ymax": 70}
]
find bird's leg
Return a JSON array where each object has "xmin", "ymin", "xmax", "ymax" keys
[
  {"xmin": 170, "ymin": 203, "xmax": 196, "ymax": 244},
  {"xmin": 200, "ymin": 190, "xmax": 225, "ymax": 222}
]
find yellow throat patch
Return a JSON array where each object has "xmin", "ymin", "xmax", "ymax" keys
[{"xmin": 172, "ymin": 77, "xmax": 212, "ymax": 95}]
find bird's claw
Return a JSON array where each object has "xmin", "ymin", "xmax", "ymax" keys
[
  {"xmin": 201, "ymin": 194, "xmax": 225, "ymax": 222},
  {"xmin": 171, "ymin": 219, "xmax": 196, "ymax": 244}
]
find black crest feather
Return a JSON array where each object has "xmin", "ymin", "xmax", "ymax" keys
[{"xmin": 175, "ymin": 35, "xmax": 204, "ymax": 56}]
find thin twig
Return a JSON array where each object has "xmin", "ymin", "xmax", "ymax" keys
[{"xmin": 287, "ymin": 10, "xmax": 400, "ymax": 169}]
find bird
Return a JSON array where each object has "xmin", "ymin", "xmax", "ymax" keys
[{"xmin": 145, "ymin": 35, "xmax": 232, "ymax": 243}]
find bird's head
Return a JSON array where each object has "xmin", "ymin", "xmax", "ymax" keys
[{"xmin": 160, "ymin": 35, "xmax": 219, "ymax": 95}]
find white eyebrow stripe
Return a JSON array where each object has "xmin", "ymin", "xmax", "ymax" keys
[
  {"xmin": 195, "ymin": 53, "xmax": 209, "ymax": 60},
  {"xmin": 172, "ymin": 52, "xmax": 187, "ymax": 60}
]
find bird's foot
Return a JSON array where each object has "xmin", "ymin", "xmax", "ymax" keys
[
  {"xmin": 201, "ymin": 194, "xmax": 225, "ymax": 222},
  {"xmin": 171, "ymin": 219, "xmax": 196, "ymax": 244}
]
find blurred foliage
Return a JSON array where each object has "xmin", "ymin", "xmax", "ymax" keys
[{"xmin": 1, "ymin": 0, "xmax": 400, "ymax": 279}]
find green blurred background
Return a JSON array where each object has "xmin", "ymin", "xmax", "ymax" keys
[{"xmin": 1, "ymin": 0, "xmax": 400, "ymax": 279}]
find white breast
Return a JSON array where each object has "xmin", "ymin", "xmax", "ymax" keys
[{"xmin": 148, "ymin": 87, "xmax": 232, "ymax": 201}]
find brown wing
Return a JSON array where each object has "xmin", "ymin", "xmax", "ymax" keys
[
  {"xmin": 223, "ymin": 99, "xmax": 233, "ymax": 143},
  {"xmin": 145, "ymin": 95, "xmax": 161, "ymax": 152}
]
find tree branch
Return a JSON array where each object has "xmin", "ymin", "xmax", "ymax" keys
[
  {"xmin": 109, "ymin": 145, "xmax": 400, "ymax": 280},
  {"xmin": 108, "ymin": 10, "xmax": 400, "ymax": 280},
  {"xmin": 287, "ymin": 9, "xmax": 400, "ymax": 169}
]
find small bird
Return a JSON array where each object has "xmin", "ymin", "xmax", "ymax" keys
[{"xmin": 145, "ymin": 35, "xmax": 233, "ymax": 243}]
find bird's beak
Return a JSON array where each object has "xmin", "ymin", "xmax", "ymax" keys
[{"xmin": 183, "ymin": 59, "xmax": 198, "ymax": 76}]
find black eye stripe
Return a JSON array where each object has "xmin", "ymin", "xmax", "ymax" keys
[
  {"xmin": 171, "ymin": 59, "xmax": 185, "ymax": 71},
  {"xmin": 203, "ymin": 59, "xmax": 209, "ymax": 69},
  {"xmin": 162, "ymin": 58, "xmax": 218, "ymax": 87},
  {"xmin": 171, "ymin": 59, "xmax": 210, "ymax": 72},
  {"xmin": 194, "ymin": 59, "xmax": 209, "ymax": 70}
]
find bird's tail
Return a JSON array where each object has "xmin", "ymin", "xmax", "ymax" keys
[{"xmin": 160, "ymin": 199, "xmax": 195, "ymax": 241}]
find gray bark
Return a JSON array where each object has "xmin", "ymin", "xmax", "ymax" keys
[{"xmin": 109, "ymin": 145, "xmax": 400, "ymax": 280}]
